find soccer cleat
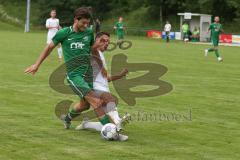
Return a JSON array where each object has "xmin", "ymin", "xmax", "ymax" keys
[
  {"xmin": 75, "ymin": 118, "xmax": 89, "ymax": 130},
  {"xmin": 60, "ymin": 114, "xmax": 71, "ymax": 129},
  {"xmin": 117, "ymin": 134, "xmax": 128, "ymax": 141},
  {"xmin": 116, "ymin": 113, "xmax": 131, "ymax": 132},
  {"xmin": 218, "ymin": 57, "xmax": 223, "ymax": 62},
  {"xmin": 204, "ymin": 49, "xmax": 208, "ymax": 57}
]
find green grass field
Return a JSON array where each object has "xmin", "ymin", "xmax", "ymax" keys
[{"xmin": 0, "ymin": 27, "xmax": 240, "ymax": 160}]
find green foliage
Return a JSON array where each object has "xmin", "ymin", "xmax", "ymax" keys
[
  {"xmin": 1, "ymin": 0, "xmax": 240, "ymax": 33},
  {"xmin": 0, "ymin": 1, "xmax": 40, "ymax": 26}
]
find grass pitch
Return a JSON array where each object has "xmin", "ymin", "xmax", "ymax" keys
[{"xmin": 0, "ymin": 28, "xmax": 240, "ymax": 160}]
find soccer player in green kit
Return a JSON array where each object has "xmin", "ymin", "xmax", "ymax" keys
[
  {"xmin": 25, "ymin": 7, "xmax": 111, "ymax": 129},
  {"xmin": 114, "ymin": 16, "xmax": 125, "ymax": 43},
  {"xmin": 205, "ymin": 16, "xmax": 224, "ymax": 62}
]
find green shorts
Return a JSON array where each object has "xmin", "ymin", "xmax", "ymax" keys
[
  {"xmin": 67, "ymin": 74, "xmax": 93, "ymax": 99},
  {"xmin": 212, "ymin": 38, "xmax": 219, "ymax": 46},
  {"xmin": 117, "ymin": 32, "xmax": 124, "ymax": 40}
]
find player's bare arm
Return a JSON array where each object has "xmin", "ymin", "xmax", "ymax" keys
[
  {"xmin": 24, "ymin": 42, "xmax": 55, "ymax": 75},
  {"xmin": 107, "ymin": 68, "xmax": 128, "ymax": 82}
]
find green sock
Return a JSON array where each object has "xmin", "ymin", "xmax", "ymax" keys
[
  {"xmin": 208, "ymin": 48, "xmax": 215, "ymax": 52},
  {"xmin": 99, "ymin": 115, "xmax": 110, "ymax": 125},
  {"xmin": 65, "ymin": 108, "xmax": 80, "ymax": 122},
  {"xmin": 215, "ymin": 50, "xmax": 220, "ymax": 58}
]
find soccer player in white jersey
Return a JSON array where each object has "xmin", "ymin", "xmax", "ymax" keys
[
  {"xmin": 164, "ymin": 21, "xmax": 171, "ymax": 43},
  {"xmin": 46, "ymin": 9, "xmax": 63, "ymax": 61},
  {"xmin": 75, "ymin": 32, "xmax": 130, "ymax": 141}
]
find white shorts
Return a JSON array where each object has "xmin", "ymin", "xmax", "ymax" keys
[
  {"xmin": 93, "ymin": 82, "xmax": 110, "ymax": 93},
  {"xmin": 47, "ymin": 31, "xmax": 57, "ymax": 44}
]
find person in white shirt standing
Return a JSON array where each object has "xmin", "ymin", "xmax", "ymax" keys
[
  {"xmin": 164, "ymin": 21, "xmax": 171, "ymax": 43},
  {"xmin": 46, "ymin": 9, "xmax": 63, "ymax": 61}
]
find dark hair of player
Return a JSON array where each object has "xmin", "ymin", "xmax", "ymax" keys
[
  {"xmin": 95, "ymin": 32, "xmax": 110, "ymax": 39},
  {"xmin": 74, "ymin": 7, "xmax": 91, "ymax": 20}
]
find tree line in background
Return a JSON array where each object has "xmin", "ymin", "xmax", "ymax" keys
[
  {"xmin": 36, "ymin": 0, "xmax": 240, "ymax": 24},
  {"xmin": 0, "ymin": 0, "xmax": 240, "ymax": 32}
]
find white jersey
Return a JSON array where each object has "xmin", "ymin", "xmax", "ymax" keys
[
  {"xmin": 46, "ymin": 18, "xmax": 60, "ymax": 44},
  {"xmin": 164, "ymin": 23, "xmax": 171, "ymax": 32},
  {"xmin": 91, "ymin": 51, "xmax": 110, "ymax": 92}
]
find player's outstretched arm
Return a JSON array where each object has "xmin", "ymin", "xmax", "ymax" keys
[
  {"xmin": 24, "ymin": 42, "xmax": 55, "ymax": 75},
  {"xmin": 107, "ymin": 68, "xmax": 128, "ymax": 82}
]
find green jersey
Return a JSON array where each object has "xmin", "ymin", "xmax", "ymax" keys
[
  {"xmin": 115, "ymin": 22, "xmax": 124, "ymax": 34},
  {"xmin": 193, "ymin": 29, "xmax": 199, "ymax": 35},
  {"xmin": 182, "ymin": 24, "xmax": 189, "ymax": 33},
  {"xmin": 52, "ymin": 26, "xmax": 94, "ymax": 76},
  {"xmin": 209, "ymin": 23, "xmax": 222, "ymax": 40}
]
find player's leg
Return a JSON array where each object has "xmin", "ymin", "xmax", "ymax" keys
[
  {"xmin": 84, "ymin": 91, "xmax": 111, "ymax": 125},
  {"xmin": 62, "ymin": 100, "xmax": 90, "ymax": 129},
  {"xmin": 99, "ymin": 91, "xmax": 130, "ymax": 131},
  {"xmin": 76, "ymin": 119, "xmax": 103, "ymax": 131},
  {"xmin": 166, "ymin": 31, "xmax": 170, "ymax": 42},
  {"xmin": 46, "ymin": 33, "xmax": 52, "ymax": 45},
  {"xmin": 214, "ymin": 45, "xmax": 223, "ymax": 62},
  {"xmin": 100, "ymin": 92, "xmax": 121, "ymax": 124},
  {"xmin": 117, "ymin": 32, "xmax": 124, "ymax": 45},
  {"xmin": 205, "ymin": 48, "xmax": 214, "ymax": 57},
  {"xmin": 83, "ymin": 69, "xmax": 111, "ymax": 125},
  {"xmin": 62, "ymin": 75, "xmax": 110, "ymax": 128},
  {"xmin": 205, "ymin": 39, "xmax": 216, "ymax": 56},
  {"xmin": 78, "ymin": 107, "xmax": 130, "ymax": 132},
  {"xmin": 76, "ymin": 91, "xmax": 130, "ymax": 131},
  {"xmin": 183, "ymin": 32, "xmax": 189, "ymax": 42},
  {"xmin": 75, "ymin": 120, "xmax": 128, "ymax": 141},
  {"xmin": 62, "ymin": 92, "xmax": 110, "ymax": 129},
  {"xmin": 57, "ymin": 44, "xmax": 63, "ymax": 61}
]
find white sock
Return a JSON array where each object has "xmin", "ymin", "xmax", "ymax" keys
[
  {"xmin": 84, "ymin": 122, "xmax": 103, "ymax": 132},
  {"xmin": 107, "ymin": 110, "xmax": 121, "ymax": 124},
  {"xmin": 57, "ymin": 47, "xmax": 63, "ymax": 59},
  {"xmin": 104, "ymin": 102, "xmax": 122, "ymax": 124}
]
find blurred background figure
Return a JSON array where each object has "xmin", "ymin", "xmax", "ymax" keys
[
  {"xmin": 45, "ymin": 9, "xmax": 62, "ymax": 61},
  {"xmin": 182, "ymin": 22, "xmax": 189, "ymax": 42},
  {"xmin": 164, "ymin": 21, "xmax": 171, "ymax": 43},
  {"xmin": 114, "ymin": 16, "xmax": 125, "ymax": 44},
  {"xmin": 95, "ymin": 18, "xmax": 101, "ymax": 34},
  {"xmin": 191, "ymin": 27, "xmax": 200, "ymax": 42}
]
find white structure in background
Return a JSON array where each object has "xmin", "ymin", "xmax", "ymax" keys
[
  {"xmin": 177, "ymin": 13, "xmax": 212, "ymax": 42},
  {"xmin": 25, "ymin": 0, "xmax": 31, "ymax": 32}
]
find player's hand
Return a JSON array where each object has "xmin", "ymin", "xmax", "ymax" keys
[
  {"xmin": 24, "ymin": 64, "xmax": 39, "ymax": 75},
  {"xmin": 120, "ymin": 68, "xmax": 128, "ymax": 77}
]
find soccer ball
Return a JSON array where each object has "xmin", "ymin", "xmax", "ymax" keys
[{"xmin": 101, "ymin": 123, "xmax": 119, "ymax": 141}]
